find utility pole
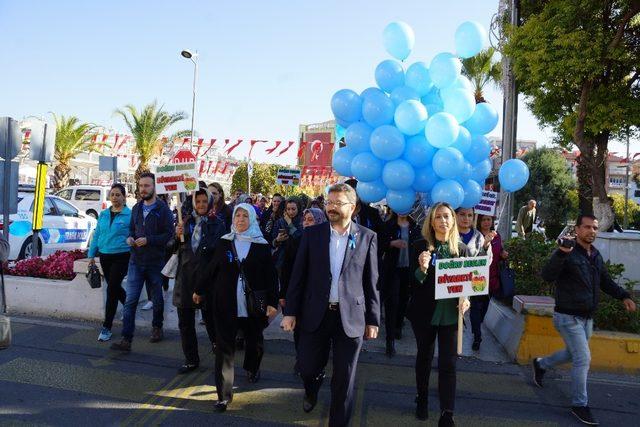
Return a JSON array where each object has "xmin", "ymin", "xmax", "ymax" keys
[
  {"xmin": 623, "ymin": 128, "xmax": 630, "ymax": 229},
  {"xmin": 496, "ymin": 0, "xmax": 520, "ymax": 240}
]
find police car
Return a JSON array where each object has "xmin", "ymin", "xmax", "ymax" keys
[{"xmin": 0, "ymin": 194, "xmax": 97, "ymax": 260}]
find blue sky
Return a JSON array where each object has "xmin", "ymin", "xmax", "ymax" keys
[{"xmin": 1, "ymin": 0, "xmax": 635, "ymax": 165}]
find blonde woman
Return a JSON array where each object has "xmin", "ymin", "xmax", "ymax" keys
[{"xmin": 407, "ymin": 202, "xmax": 471, "ymax": 425}]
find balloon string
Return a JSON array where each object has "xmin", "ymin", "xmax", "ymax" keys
[{"xmin": 494, "ymin": 192, "xmax": 510, "ymax": 229}]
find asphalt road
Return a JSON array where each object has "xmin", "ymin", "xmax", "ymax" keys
[{"xmin": 0, "ymin": 316, "xmax": 638, "ymax": 426}]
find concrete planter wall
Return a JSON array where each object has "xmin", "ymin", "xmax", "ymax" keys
[
  {"xmin": 4, "ymin": 259, "xmax": 104, "ymax": 322},
  {"xmin": 485, "ymin": 296, "xmax": 640, "ymax": 374}
]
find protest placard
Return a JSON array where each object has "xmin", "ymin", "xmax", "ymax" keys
[
  {"xmin": 475, "ymin": 191, "xmax": 498, "ymax": 216},
  {"xmin": 276, "ymin": 168, "xmax": 301, "ymax": 186}
]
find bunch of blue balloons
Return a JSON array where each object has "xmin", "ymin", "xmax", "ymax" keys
[{"xmin": 331, "ymin": 21, "xmax": 529, "ymax": 214}]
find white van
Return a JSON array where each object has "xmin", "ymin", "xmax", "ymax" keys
[{"xmin": 55, "ymin": 185, "xmax": 110, "ymax": 218}]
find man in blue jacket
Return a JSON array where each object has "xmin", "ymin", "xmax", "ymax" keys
[
  {"xmin": 532, "ymin": 214, "xmax": 636, "ymax": 426},
  {"xmin": 111, "ymin": 173, "xmax": 175, "ymax": 351}
]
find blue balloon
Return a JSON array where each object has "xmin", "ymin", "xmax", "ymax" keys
[
  {"xmin": 345, "ymin": 122, "xmax": 373, "ymax": 153},
  {"xmin": 332, "ymin": 147, "xmax": 357, "ymax": 177},
  {"xmin": 357, "ymin": 179, "xmax": 387, "ymax": 203},
  {"xmin": 421, "ymin": 87, "xmax": 443, "ymax": 106},
  {"xmin": 413, "ymin": 165, "xmax": 439, "ymax": 192},
  {"xmin": 405, "ymin": 62, "xmax": 434, "ymax": 96},
  {"xmin": 431, "ymin": 179, "xmax": 465, "ymax": 209},
  {"xmin": 442, "ymin": 87, "xmax": 476, "ymax": 123},
  {"xmin": 432, "ymin": 147, "xmax": 465, "ymax": 179},
  {"xmin": 470, "ymin": 158, "xmax": 492, "ymax": 183},
  {"xmin": 390, "ymin": 86, "xmax": 420, "ymax": 107},
  {"xmin": 499, "ymin": 158, "xmax": 530, "ymax": 192},
  {"xmin": 463, "ymin": 102, "xmax": 499, "ymax": 135},
  {"xmin": 351, "ymin": 152, "xmax": 384, "ymax": 182},
  {"xmin": 375, "ymin": 59, "xmax": 405, "ymax": 93},
  {"xmin": 331, "ymin": 89, "xmax": 362, "ymax": 123},
  {"xmin": 465, "ymin": 135, "xmax": 492, "ymax": 164},
  {"xmin": 425, "ymin": 103, "xmax": 443, "ymax": 115},
  {"xmin": 455, "ymin": 161, "xmax": 473, "ymax": 184},
  {"xmin": 362, "ymin": 90, "xmax": 395, "ymax": 128},
  {"xmin": 440, "ymin": 75, "xmax": 474, "ymax": 98},
  {"xmin": 403, "ymin": 134, "xmax": 436, "ymax": 168},
  {"xmin": 420, "ymin": 191, "xmax": 434, "ymax": 208},
  {"xmin": 383, "ymin": 22, "xmax": 415, "ymax": 61},
  {"xmin": 425, "ymin": 112, "xmax": 459, "ymax": 148},
  {"xmin": 370, "ymin": 125, "xmax": 405, "ymax": 161},
  {"xmin": 386, "ymin": 188, "xmax": 416, "ymax": 214},
  {"xmin": 335, "ymin": 117, "xmax": 352, "ymax": 129},
  {"xmin": 361, "ymin": 86, "xmax": 384, "ymax": 100},
  {"xmin": 394, "ymin": 100, "xmax": 428, "ymax": 136},
  {"xmin": 450, "ymin": 126, "xmax": 472, "ymax": 154},
  {"xmin": 429, "ymin": 52, "xmax": 462, "ymax": 89},
  {"xmin": 460, "ymin": 179, "xmax": 483, "ymax": 208},
  {"xmin": 455, "ymin": 21, "xmax": 488, "ymax": 59},
  {"xmin": 383, "ymin": 159, "xmax": 415, "ymax": 190}
]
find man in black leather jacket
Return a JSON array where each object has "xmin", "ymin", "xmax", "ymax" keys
[{"xmin": 532, "ymin": 214, "xmax": 636, "ymax": 426}]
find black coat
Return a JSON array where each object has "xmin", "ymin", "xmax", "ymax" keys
[
  {"xmin": 405, "ymin": 239, "xmax": 470, "ymax": 326},
  {"xmin": 279, "ymin": 234, "xmax": 301, "ymax": 299},
  {"xmin": 196, "ymin": 238, "xmax": 278, "ymax": 331},
  {"xmin": 379, "ymin": 218, "xmax": 421, "ymax": 291},
  {"xmin": 172, "ymin": 216, "xmax": 226, "ymax": 309}
]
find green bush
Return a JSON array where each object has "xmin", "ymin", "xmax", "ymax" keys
[
  {"xmin": 593, "ymin": 262, "xmax": 640, "ymax": 334},
  {"xmin": 503, "ymin": 232, "xmax": 555, "ymax": 296}
]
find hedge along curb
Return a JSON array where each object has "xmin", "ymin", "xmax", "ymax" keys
[{"xmin": 485, "ymin": 296, "xmax": 640, "ymax": 374}]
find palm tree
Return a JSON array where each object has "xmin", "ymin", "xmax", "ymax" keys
[
  {"xmin": 113, "ymin": 101, "xmax": 187, "ymax": 183},
  {"xmin": 51, "ymin": 114, "xmax": 98, "ymax": 190},
  {"xmin": 461, "ymin": 47, "xmax": 502, "ymax": 103}
]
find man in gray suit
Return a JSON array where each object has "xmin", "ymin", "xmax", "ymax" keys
[{"xmin": 281, "ymin": 183, "xmax": 380, "ymax": 427}]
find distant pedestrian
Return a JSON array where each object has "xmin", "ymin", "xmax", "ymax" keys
[
  {"xmin": 516, "ymin": 200, "xmax": 537, "ymax": 238},
  {"xmin": 533, "ymin": 214, "xmax": 636, "ymax": 426},
  {"xmin": 111, "ymin": 173, "xmax": 174, "ymax": 352},
  {"xmin": 88, "ymin": 183, "xmax": 132, "ymax": 342},
  {"xmin": 208, "ymin": 182, "xmax": 233, "ymax": 232}
]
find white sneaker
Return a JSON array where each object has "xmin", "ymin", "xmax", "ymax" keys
[{"xmin": 141, "ymin": 301, "xmax": 154, "ymax": 310}]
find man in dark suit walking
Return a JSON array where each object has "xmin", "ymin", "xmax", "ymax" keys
[{"xmin": 281, "ymin": 183, "xmax": 380, "ymax": 427}]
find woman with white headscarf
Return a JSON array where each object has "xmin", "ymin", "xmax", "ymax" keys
[{"xmin": 194, "ymin": 203, "xmax": 278, "ymax": 413}]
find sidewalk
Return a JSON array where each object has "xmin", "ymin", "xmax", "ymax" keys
[{"xmin": 1, "ymin": 315, "xmax": 638, "ymax": 426}]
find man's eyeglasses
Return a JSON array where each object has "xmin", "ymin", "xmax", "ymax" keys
[{"xmin": 326, "ymin": 200, "xmax": 353, "ymax": 208}]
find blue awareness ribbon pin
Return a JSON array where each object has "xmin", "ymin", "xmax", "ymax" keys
[
  {"xmin": 348, "ymin": 234, "xmax": 356, "ymax": 250},
  {"xmin": 226, "ymin": 250, "xmax": 234, "ymax": 263}
]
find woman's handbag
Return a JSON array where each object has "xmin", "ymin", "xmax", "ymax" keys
[
  {"xmin": 161, "ymin": 253, "xmax": 179, "ymax": 278},
  {"xmin": 231, "ymin": 243, "xmax": 267, "ymax": 318},
  {"xmin": 499, "ymin": 261, "xmax": 516, "ymax": 298},
  {"xmin": 86, "ymin": 263, "xmax": 102, "ymax": 289}
]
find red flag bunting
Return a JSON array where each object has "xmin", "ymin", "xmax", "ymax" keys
[
  {"xmin": 297, "ymin": 141, "xmax": 309, "ymax": 159},
  {"xmin": 226, "ymin": 139, "xmax": 243, "ymax": 155},
  {"xmin": 277, "ymin": 141, "xmax": 296, "ymax": 156},
  {"xmin": 248, "ymin": 139, "xmax": 267, "ymax": 158},
  {"xmin": 200, "ymin": 139, "xmax": 217, "ymax": 157},
  {"xmin": 265, "ymin": 140, "xmax": 282, "ymax": 155}
]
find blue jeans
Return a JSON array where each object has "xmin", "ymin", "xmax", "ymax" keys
[
  {"xmin": 539, "ymin": 312, "xmax": 593, "ymax": 406},
  {"xmin": 121, "ymin": 261, "xmax": 164, "ymax": 340}
]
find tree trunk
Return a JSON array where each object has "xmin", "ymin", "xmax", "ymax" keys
[
  {"xmin": 591, "ymin": 132, "xmax": 614, "ymax": 231},
  {"xmin": 576, "ymin": 150, "xmax": 594, "ymax": 215},
  {"xmin": 134, "ymin": 160, "xmax": 150, "ymax": 198},
  {"xmin": 52, "ymin": 162, "xmax": 71, "ymax": 191}
]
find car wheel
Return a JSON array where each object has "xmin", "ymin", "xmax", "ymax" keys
[
  {"xmin": 18, "ymin": 236, "xmax": 43, "ymax": 260},
  {"xmin": 87, "ymin": 210, "xmax": 98, "ymax": 219}
]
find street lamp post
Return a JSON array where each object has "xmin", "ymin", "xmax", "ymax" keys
[{"xmin": 181, "ymin": 49, "xmax": 199, "ymax": 150}]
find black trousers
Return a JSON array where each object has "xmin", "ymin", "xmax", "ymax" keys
[
  {"xmin": 215, "ymin": 317, "xmax": 265, "ymax": 402},
  {"xmin": 410, "ymin": 321, "xmax": 457, "ymax": 411},
  {"xmin": 298, "ymin": 309, "xmax": 363, "ymax": 427},
  {"xmin": 177, "ymin": 307, "xmax": 216, "ymax": 365},
  {"xmin": 470, "ymin": 295, "xmax": 491, "ymax": 340},
  {"xmin": 99, "ymin": 252, "xmax": 129, "ymax": 330},
  {"xmin": 383, "ymin": 267, "xmax": 410, "ymax": 340}
]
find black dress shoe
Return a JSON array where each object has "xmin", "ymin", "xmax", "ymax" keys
[
  {"xmin": 214, "ymin": 400, "xmax": 229, "ymax": 412},
  {"xmin": 415, "ymin": 396, "xmax": 428, "ymax": 420},
  {"xmin": 472, "ymin": 338, "xmax": 481, "ymax": 351},
  {"xmin": 303, "ymin": 393, "xmax": 318, "ymax": 413},
  {"xmin": 438, "ymin": 410, "xmax": 455, "ymax": 426},
  {"xmin": 247, "ymin": 370, "xmax": 261, "ymax": 383},
  {"xmin": 177, "ymin": 363, "xmax": 199, "ymax": 374},
  {"xmin": 385, "ymin": 339, "xmax": 396, "ymax": 357}
]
